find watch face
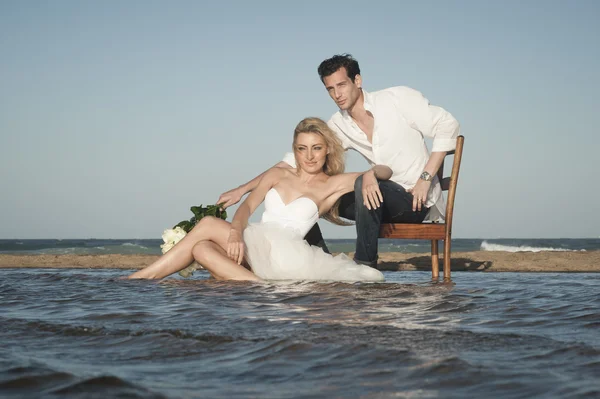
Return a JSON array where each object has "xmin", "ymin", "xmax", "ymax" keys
[{"xmin": 421, "ymin": 172, "xmax": 432, "ymax": 181}]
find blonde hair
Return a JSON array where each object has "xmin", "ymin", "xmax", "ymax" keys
[{"xmin": 293, "ymin": 117, "xmax": 351, "ymax": 226}]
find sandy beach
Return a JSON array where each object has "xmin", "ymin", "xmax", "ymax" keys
[{"xmin": 0, "ymin": 251, "xmax": 598, "ymax": 273}]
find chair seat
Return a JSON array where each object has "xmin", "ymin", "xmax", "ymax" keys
[
  {"xmin": 380, "ymin": 223, "xmax": 446, "ymax": 240},
  {"xmin": 379, "ymin": 135, "xmax": 463, "ymax": 281}
]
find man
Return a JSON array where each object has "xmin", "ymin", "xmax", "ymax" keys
[
  {"xmin": 218, "ymin": 54, "xmax": 459, "ymax": 267},
  {"xmin": 311, "ymin": 54, "xmax": 459, "ymax": 266}
]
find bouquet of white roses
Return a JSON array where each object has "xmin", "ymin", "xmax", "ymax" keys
[{"xmin": 160, "ymin": 204, "xmax": 227, "ymax": 277}]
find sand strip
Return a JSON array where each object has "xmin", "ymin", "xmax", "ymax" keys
[{"xmin": 0, "ymin": 251, "xmax": 598, "ymax": 273}]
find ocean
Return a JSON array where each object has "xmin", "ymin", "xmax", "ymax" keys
[
  {"xmin": 1, "ymin": 269, "xmax": 598, "ymax": 398},
  {"xmin": 1, "ymin": 238, "xmax": 599, "ymax": 255}
]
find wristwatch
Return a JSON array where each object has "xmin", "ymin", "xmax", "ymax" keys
[{"xmin": 420, "ymin": 171, "xmax": 433, "ymax": 182}]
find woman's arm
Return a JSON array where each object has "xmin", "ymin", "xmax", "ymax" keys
[
  {"xmin": 336, "ymin": 165, "xmax": 393, "ymax": 194},
  {"xmin": 230, "ymin": 167, "xmax": 283, "ymax": 232},
  {"xmin": 359, "ymin": 165, "xmax": 393, "ymax": 210},
  {"xmin": 324, "ymin": 165, "xmax": 393, "ymax": 212},
  {"xmin": 226, "ymin": 167, "xmax": 283, "ymax": 264},
  {"xmin": 216, "ymin": 160, "xmax": 292, "ymax": 209}
]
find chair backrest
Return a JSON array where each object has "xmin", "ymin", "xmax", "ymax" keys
[{"xmin": 437, "ymin": 135, "xmax": 464, "ymax": 228}]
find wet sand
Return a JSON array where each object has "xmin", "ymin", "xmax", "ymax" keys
[{"xmin": 0, "ymin": 251, "xmax": 598, "ymax": 272}]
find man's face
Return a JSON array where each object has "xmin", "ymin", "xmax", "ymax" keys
[{"xmin": 322, "ymin": 67, "xmax": 362, "ymax": 111}]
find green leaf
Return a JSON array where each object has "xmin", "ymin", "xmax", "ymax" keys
[
  {"xmin": 170, "ymin": 203, "xmax": 229, "ymax": 234},
  {"xmin": 190, "ymin": 206, "xmax": 206, "ymax": 220},
  {"xmin": 214, "ymin": 203, "xmax": 227, "ymax": 220},
  {"xmin": 174, "ymin": 220, "xmax": 194, "ymax": 233}
]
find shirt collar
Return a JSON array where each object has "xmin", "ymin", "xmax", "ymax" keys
[{"xmin": 341, "ymin": 89, "xmax": 373, "ymax": 119}]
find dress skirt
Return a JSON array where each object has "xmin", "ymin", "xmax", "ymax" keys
[{"xmin": 243, "ymin": 223, "xmax": 384, "ymax": 282}]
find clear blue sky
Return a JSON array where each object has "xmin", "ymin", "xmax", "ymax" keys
[{"xmin": 1, "ymin": 1, "xmax": 599, "ymax": 239}]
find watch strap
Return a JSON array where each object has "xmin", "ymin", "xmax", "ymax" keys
[{"xmin": 420, "ymin": 171, "xmax": 433, "ymax": 181}]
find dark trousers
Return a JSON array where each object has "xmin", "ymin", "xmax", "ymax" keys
[{"xmin": 304, "ymin": 176, "xmax": 428, "ymax": 266}]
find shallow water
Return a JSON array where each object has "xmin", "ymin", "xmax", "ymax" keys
[
  {"xmin": 2, "ymin": 238, "xmax": 599, "ymax": 255},
  {"xmin": 1, "ymin": 270, "xmax": 599, "ymax": 398}
]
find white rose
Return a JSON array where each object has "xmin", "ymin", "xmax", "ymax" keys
[
  {"xmin": 172, "ymin": 226, "xmax": 187, "ymax": 242},
  {"xmin": 161, "ymin": 226, "xmax": 188, "ymax": 254},
  {"xmin": 162, "ymin": 229, "xmax": 177, "ymax": 244},
  {"xmin": 160, "ymin": 241, "xmax": 175, "ymax": 254},
  {"xmin": 162, "ymin": 227, "xmax": 187, "ymax": 245}
]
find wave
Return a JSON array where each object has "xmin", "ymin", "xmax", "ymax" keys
[
  {"xmin": 0, "ymin": 365, "xmax": 164, "ymax": 398},
  {"xmin": 25, "ymin": 247, "xmax": 109, "ymax": 255},
  {"xmin": 2, "ymin": 239, "xmax": 598, "ymax": 255},
  {"xmin": 121, "ymin": 243, "xmax": 148, "ymax": 249},
  {"xmin": 480, "ymin": 240, "xmax": 585, "ymax": 253}
]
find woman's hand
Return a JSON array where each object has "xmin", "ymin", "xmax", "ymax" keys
[
  {"xmin": 227, "ymin": 228, "xmax": 245, "ymax": 265},
  {"xmin": 217, "ymin": 187, "xmax": 245, "ymax": 209},
  {"xmin": 362, "ymin": 170, "xmax": 383, "ymax": 210}
]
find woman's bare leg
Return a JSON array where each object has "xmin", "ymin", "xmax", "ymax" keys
[
  {"xmin": 192, "ymin": 240, "xmax": 259, "ymax": 281},
  {"xmin": 128, "ymin": 216, "xmax": 255, "ymax": 280}
]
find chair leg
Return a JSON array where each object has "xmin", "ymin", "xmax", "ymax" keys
[
  {"xmin": 431, "ymin": 240, "xmax": 439, "ymax": 280},
  {"xmin": 443, "ymin": 238, "xmax": 451, "ymax": 282}
]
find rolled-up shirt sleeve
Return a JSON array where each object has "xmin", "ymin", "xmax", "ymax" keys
[
  {"xmin": 391, "ymin": 86, "xmax": 460, "ymax": 152},
  {"xmin": 281, "ymin": 152, "xmax": 296, "ymax": 168}
]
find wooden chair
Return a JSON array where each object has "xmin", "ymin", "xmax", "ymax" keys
[{"xmin": 379, "ymin": 135, "xmax": 464, "ymax": 281}]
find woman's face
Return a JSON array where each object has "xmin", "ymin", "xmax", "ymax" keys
[{"xmin": 294, "ymin": 132, "xmax": 328, "ymax": 174}]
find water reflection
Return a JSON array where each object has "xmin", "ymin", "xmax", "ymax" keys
[
  {"xmin": 159, "ymin": 276, "xmax": 464, "ymax": 332},
  {"xmin": 1, "ymin": 269, "xmax": 598, "ymax": 398}
]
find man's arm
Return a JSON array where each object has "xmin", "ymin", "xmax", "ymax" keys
[
  {"xmin": 408, "ymin": 151, "xmax": 446, "ymax": 212},
  {"xmin": 391, "ymin": 86, "xmax": 459, "ymax": 152},
  {"xmin": 390, "ymin": 86, "xmax": 460, "ymax": 211},
  {"xmin": 216, "ymin": 158, "xmax": 293, "ymax": 209}
]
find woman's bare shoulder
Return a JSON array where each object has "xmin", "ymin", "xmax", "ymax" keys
[
  {"xmin": 317, "ymin": 173, "xmax": 359, "ymax": 203},
  {"xmin": 264, "ymin": 166, "xmax": 290, "ymax": 179},
  {"xmin": 257, "ymin": 167, "xmax": 287, "ymax": 188},
  {"xmin": 325, "ymin": 173, "xmax": 344, "ymax": 186},
  {"xmin": 326, "ymin": 172, "xmax": 360, "ymax": 189}
]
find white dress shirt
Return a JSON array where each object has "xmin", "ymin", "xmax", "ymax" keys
[{"xmin": 283, "ymin": 86, "xmax": 460, "ymax": 222}]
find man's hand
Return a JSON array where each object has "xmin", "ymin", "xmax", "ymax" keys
[
  {"xmin": 226, "ymin": 228, "xmax": 245, "ymax": 265},
  {"xmin": 408, "ymin": 180, "xmax": 431, "ymax": 212},
  {"xmin": 217, "ymin": 187, "xmax": 245, "ymax": 209},
  {"xmin": 362, "ymin": 170, "xmax": 383, "ymax": 210}
]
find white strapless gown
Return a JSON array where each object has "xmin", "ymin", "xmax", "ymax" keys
[{"xmin": 243, "ymin": 188, "xmax": 384, "ymax": 282}]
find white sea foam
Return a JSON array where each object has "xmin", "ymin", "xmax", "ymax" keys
[
  {"xmin": 35, "ymin": 248, "xmax": 79, "ymax": 255},
  {"xmin": 121, "ymin": 243, "xmax": 148, "ymax": 249},
  {"xmin": 480, "ymin": 240, "xmax": 585, "ymax": 253}
]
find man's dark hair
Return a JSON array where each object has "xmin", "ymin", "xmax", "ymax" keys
[{"xmin": 318, "ymin": 54, "xmax": 361, "ymax": 83}]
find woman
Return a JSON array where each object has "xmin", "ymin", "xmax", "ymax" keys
[{"xmin": 129, "ymin": 117, "xmax": 391, "ymax": 282}]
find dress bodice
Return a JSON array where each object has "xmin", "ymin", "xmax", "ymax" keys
[{"xmin": 261, "ymin": 188, "xmax": 319, "ymax": 237}]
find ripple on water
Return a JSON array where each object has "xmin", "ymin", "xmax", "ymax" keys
[
  {"xmin": 51, "ymin": 375, "xmax": 166, "ymax": 399},
  {"xmin": 0, "ymin": 366, "xmax": 76, "ymax": 394},
  {"xmin": 0, "ymin": 269, "xmax": 599, "ymax": 398}
]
